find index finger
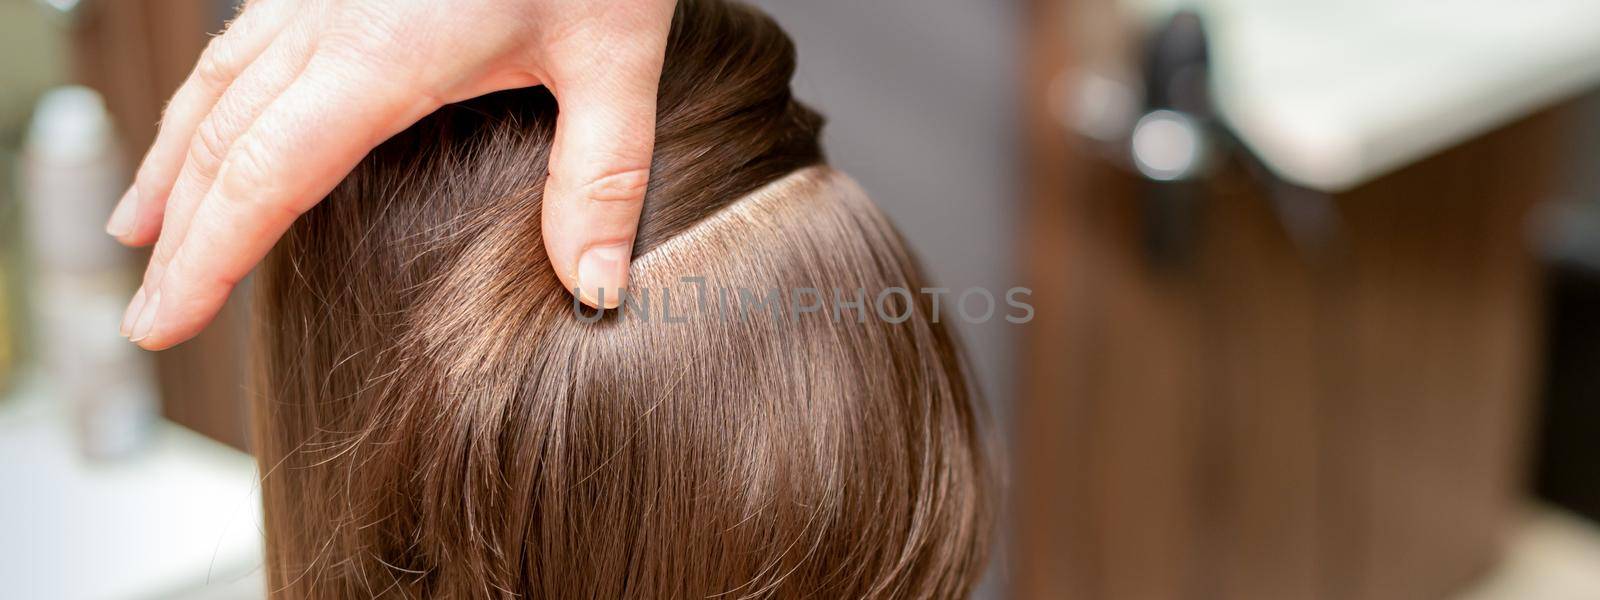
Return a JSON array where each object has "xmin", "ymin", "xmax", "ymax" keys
[{"xmin": 130, "ymin": 55, "xmax": 436, "ymax": 349}]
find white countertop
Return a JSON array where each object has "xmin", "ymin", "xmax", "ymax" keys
[
  {"xmin": 0, "ymin": 376, "xmax": 264, "ymax": 600},
  {"xmin": 1133, "ymin": 0, "xmax": 1600, "ymax": 191}
]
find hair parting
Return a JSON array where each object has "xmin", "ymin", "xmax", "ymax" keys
[{"xmin": 252, "ymin": 1, "xmax": 992, "ymax": 598}]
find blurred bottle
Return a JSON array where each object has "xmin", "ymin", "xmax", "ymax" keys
[{"xmin": 19, "ymin": 85, "xmax": 157, "ymax": 459}]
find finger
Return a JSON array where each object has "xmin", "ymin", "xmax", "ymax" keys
[
  {"xmin": 106, "ymin": 0, "xmax": 300, "ymax": 245},
  {"xmin": 130, "ymin": 16, "xmax": 318, "ymax": 300},
  {"xmin": 119, "ymin": 16, "xmax": 319, "ymax": 337},
  {"xmin": 129, "ymin": 53, "xmax": 439, "ymax": 349},
  {"xmin": 540, "ymin": 46, "xmax": 669, "ymax": 310}
]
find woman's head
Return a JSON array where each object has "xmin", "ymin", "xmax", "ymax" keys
[{"xmin": 254, "ymin": 1, "xmax": 991, "ymax": 597}]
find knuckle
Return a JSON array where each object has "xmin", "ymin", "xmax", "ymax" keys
[
  {"xmin": 219, "ymin": 136, "xmax": 279, "ymax": 201},
  {"xmin": 220, "ymin": 136, "xmax": 304, "ymax": 222},
  {"xmin": 187, "ymin": 117, "xmax": 231, "ymax": 175},
  {"xmin": 581, "ymin": 167, "xmax": 652, "ymax": 204},
  {"xmin": 193, "ymin": 37, "xmax": 239, "ymax": 89}
]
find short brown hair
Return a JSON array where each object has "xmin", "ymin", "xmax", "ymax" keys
[{"xmin": 252, "ymin": 1, "xmax": 992, "ymax": 597}]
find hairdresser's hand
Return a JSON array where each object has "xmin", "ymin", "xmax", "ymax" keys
[{"xmin": 106, "ymin": 0, "xmax": 675, "ymax": 349}]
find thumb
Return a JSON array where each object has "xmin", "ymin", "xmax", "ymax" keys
[{"xmin": 541, "ymin": 53, "xmax": 665, "ymax": 310}]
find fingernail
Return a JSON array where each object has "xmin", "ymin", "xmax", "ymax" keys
[
  {"xmin": 121, "ymin": 287, "xmax": 147, "ymax": 337},
  {"xmin": 576, "ymin": 242, "xmax": 632, "ymax": 309},
  {"xmin": 106, "ymin": 187, "xmax": 138, "ymax": 238},
  {"xmin": 129, "ymin": 291, "xmax": 161, "ymax": 343}
]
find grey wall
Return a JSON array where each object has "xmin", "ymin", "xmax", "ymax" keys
[{"xmin": 748, "ymin": 0, "xmax": 1021, "ymax": 410}]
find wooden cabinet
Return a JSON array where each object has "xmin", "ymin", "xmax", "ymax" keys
[{"xmin": 1014, "ymin": 1, "xmax": 1564, "ymax": 598}]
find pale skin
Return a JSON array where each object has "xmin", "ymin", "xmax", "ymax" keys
[{"xmin": 106, "ymin": 0, "xmax": 678, "ymax": 349}]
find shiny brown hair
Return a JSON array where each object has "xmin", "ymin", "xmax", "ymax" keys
[{"xmin": 252, "ymin": 1, "xmax": 991, "ymax": 597}]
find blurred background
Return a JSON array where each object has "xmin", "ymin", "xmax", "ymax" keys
[{"xmin": 1, "ymin": 0, "xmax": 1598, "ymax": 598}]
